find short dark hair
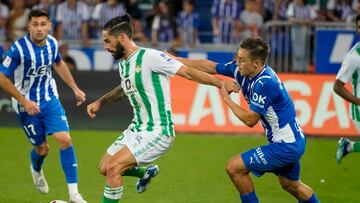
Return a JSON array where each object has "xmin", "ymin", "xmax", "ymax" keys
[
  {"xmin": 240, "ymin": 37, "xmax": 270, "ymax": 63},
  {"xmin": 28, "ymin": 9, "xmax": 49, "ymax": 21},
  {"xmin": 103, "ymin": 14, "xmax": 133, "ymax": 39}
]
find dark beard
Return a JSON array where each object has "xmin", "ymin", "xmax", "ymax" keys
[{"xmin": 112, "ymin": 42, "xmax": 125, "ymax": 60}]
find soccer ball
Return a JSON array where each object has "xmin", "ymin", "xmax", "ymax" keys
[{"xmin": 49, "ymin": 200, "xmax": 68, "ymax": 203}]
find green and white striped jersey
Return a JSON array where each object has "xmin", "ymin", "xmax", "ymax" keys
[
  {"xmin": 118, "ymin": 48, "xmax": 183, "ymax": 136},
  {"xmin": 336, "ymin": 42, "xmax": 360, "ymax": 121}
]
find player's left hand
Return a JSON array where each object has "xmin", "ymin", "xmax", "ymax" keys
[
  {"xmin": 224, "ymin": 79, "xmax": 240, "ymax": 94},
  {"xmin": 219, "ymin": 81, "xmax": 231, "ymax": 102},
  {"xmin": 74, "ymin": 88, "xmax": 86, "ymax": 106}
]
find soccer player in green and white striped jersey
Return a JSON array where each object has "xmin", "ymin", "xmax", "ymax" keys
[
  {"xmin": 334, "ymin": 14, "xmax": 360, "ymax": 164},
  {"xmin": 86, "ymin": 14, "xmax": 239, "ymax": 203}
]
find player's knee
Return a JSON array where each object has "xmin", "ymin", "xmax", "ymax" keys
[
  {"xmin": 106, "ymin": 162, "xmax": 123, "ymax": 177},
  {"xmin": 59, "ymin": 137, "xmax": 72, "ymax": 149},
  {"xmin": 35, "ymin": 144, "xmax": 49, "ymax": 156},
  {"xmin": 98, "ymin": 163, "xmax": 107, "ymax": 176}
]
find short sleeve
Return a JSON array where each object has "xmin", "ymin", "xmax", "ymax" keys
[
  {"xmin": 249, "ymin": 77, "xmax": 277, "ymax": 116},
  {"xmin": 336, "ymin": 55, "xmax": 357, "ymax": 83},
  {"xmin": 0, "ymin": 46, "xmax": 21, "ymax": 77},
  {"xmin": 215, "ymin": 61, "xmax": 237, "ymax": 78},
  {"xmin": 149, "ymin": 50, "xmax": 183, "ymax": 77}
]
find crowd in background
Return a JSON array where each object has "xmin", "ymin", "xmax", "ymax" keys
[
  {"xmin": 0, "ymin": 0, "xmax": 359, "ymax": 47},
  {"xmin": 0, "ymin": 0, "xmax": 358, "ymax": 72}
]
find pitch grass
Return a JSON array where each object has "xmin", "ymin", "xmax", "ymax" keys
[{"xmin": 0, "ymin": 128, "xmax": 359, "ymax": 203}]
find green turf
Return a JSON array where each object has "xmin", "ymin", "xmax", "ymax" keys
[{"xmin": 0, "ymin": 127, "xmax": 359, "ymax": 203}]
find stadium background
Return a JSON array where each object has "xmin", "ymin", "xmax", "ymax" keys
[{"xmin": 1, "ymin": 0, "xmax": 360, "ymax": 202}]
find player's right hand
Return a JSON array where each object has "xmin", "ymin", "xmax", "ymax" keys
[
  {"xmin": 87, "ymin": 101, "xmax": 101, "ymax": 119},
  {"xmin": 23, "ymin": 100, "xmax": 40, "ymax": 115}
]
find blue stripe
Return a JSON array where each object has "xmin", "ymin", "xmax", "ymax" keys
[{"xmin": 39, "ymin": 43, "xmax": 49, "ymax": 104}]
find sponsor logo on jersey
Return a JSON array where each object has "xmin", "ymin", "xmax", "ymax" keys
[
  {"xmin": 26, "ymin": 65, "xmax": 51, "ymax": 77},
  {"xmin": 135, "ymin": 65, "xmax": 141, "ymax": 73},
  {"xmin": 251, "ymin": 92, "xmax": 266, "ymax": 108},
  {"xmin": 160, "ymin": 53, "xmax": 173, "ymax": 62},
  {"xmin": 2, "ymin": 56, "xmax": 11, "ymax": 68}
]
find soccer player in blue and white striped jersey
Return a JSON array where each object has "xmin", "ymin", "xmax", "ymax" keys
[
  {"xmin": 176, "ymin": 37, "xmax": 319, "ymax": 203},
  {"xmin": 0, "ymin": 9, "xmax": 87, "ymax": 203}
]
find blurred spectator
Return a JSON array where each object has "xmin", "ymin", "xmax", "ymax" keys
[
  {"xmin": 240, "ymin": 0, "xmax": 263, "ymax": 39},
  {"xmin": 287, "ymin": 0, "xmax": 317, "ymax": 73},
  {"xmin": 211, "ymin": 0, "xmax": 243, "ymax": 44},
  {"xmin": 56, "ymin": 0, "xmax": 90, "ymax": 47},
  {"xmin": 125, "ymin": 0, "xmax": 148, "ymax": 42},
  {"xmin": 259, "ymin": 0, "xmax": 275, "ymax": 21},
  {"xmin": 347, "ymin": 0, "xmax": 360, "ymax": 22},
  {"xmin": 60, "ymin": 43, "xmax": 77, "ymax": 71},
  {"xmin": 151, "ymin": 0, "xmax": 177, "ymax": 46},
  {"xmin": 33, "ymin": 0, "xmax": 59, "ymax": 34},
  {"xmin": 0, "ymin": 1, "xmax": 9, "ymax": 42},
  {"xmin": 6, "ymin": 0, "xmax": 30, "ymax": 41},
  {"xmin": 91, "ymin": 0, "xmax": 126, "ymax": 39},
  {"xmin": 273, "ymin": 0, "xmax": 291, "ymax": 20},
  {"xmin": 327, "ymin": 0, "xmax": 356, "ymax": 22},
  {"xmin": 174, "ymin": 0, "xmax": 200, "ymax": 47}
]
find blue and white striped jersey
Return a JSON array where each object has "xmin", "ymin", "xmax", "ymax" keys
[
  {"xmin": 0, "ymin": 34, "xmax": 61, "ymax": 113},
  {"xmin": 216, "ymin": 61, "xmax": 305, "ymax": 143}
]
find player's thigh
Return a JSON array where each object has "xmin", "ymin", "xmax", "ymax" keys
[
  {"xmin": 107, "ymin": 145, "xmax": 137, "ymax": 174},
  {"xmin": 17, "ymin": 112, "xmax": 46, "ymax": 146},
  {"xmin": 278, "ymin": 175, "xmax": 301, "ymax": 191},
  {"xmin": 42, "ymin": 99, "xmax": 70, "ymax": 135},
  {"xmin": 226, "ymin": 154, "xmax": 249, "ymax": 174}
]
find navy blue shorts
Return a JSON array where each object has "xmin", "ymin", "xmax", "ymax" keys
[
  {"xmin": 241, "ymin": 139, "xmax": 306, "ymax": 180},
  {"xmin": 17, "ymin": 99, "xmax": 69, "ymax": 146}
]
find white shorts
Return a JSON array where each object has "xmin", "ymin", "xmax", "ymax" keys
[
  {"xmin": 352, "ymin": 119, "xmax": 360, "ymax": 134},
  {"xmin": 107, "ymin": 129, "xmax": 175, "ymax": 165}
]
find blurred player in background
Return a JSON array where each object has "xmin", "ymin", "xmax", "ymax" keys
[
  {"xmin": 86, "ymin": 14, "xmax": 238, "ymax": 203},
  {"xmin": 0, "ymin": 9, "xmax": 87, "ymax": 203},
  {"xmin": 175, "ymin": 37, "xmax": 319, "ymax": 203},
  {"xmin": 334, "ymin": 14, "xmax": 360, "ymax": 164}
]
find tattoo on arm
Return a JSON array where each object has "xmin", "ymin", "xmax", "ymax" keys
[{"xmin": 99, "ymin": 85, "xmax": 126, "ymax": 104}]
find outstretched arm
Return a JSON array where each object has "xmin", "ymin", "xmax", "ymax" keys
[
  {"xmin": 0, "ymin": 72, "xmax": 39, "ymax": 115},
  {"xmin": 87, "ymin": 84, "xmax": 126, "ymax": 118},
  {"xmin": 334, "ymin": 79, "xmax": 360, "ymax": 105},
  {"xmin": 54, "ymin": 60, "xmax": 86, "ymax": 106},
  {"xmin": 176, "ymin": 65, "xmax": 239, "ymax": 93},
  {"xmin": 174, "ymin": 57, "xmax": 218, "ymax": 74}
]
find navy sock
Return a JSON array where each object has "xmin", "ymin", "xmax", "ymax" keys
[
  {"xmin": 240, "ymin": 191, "xmax": 259, "ymax": 203},
  {"xmin": 299, "ymin": 193, "xmax": 320, "ymax": 203},
  {"xmin": 60, "ymin": 145, "xmax": 78, "ymax": 183},
  {"xmin": 31, "ymin": 148, "xmax": 45, "ymax": 172}
]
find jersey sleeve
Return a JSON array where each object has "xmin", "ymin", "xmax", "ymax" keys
[
  {"xmin": 215, "ymin": 61, "xmax": 237, "ymax": 78},
  {"xmin": 336, "ymin": 55, "xmax": 357, "ymax": 83},
  {"xmin": 249, "ymin": 77, "xmax": 278, "ymax": 116},
  {"xmin": 0, "ymin": 45, "xmax": 21, "ymax": 77},
  {"xmin": 149, "ymin": 50, "xmax": 183, "ymax": 77}
]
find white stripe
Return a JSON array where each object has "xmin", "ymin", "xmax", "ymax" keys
[
  {"xmin": 36, "ymin": 50, "xmax": 45, "ymax": 104},
  {"xmin": 24, "ymin": 36, "xmax": 39, "ymax": 105},
  {"xmin": 47, "ymin": 35, "xmax": 58, "ymax": 61},
  {"xmin": 45, "ymin": 40, "xmax": 52, "ymax": 101}
]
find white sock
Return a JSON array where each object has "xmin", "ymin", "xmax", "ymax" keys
[
  {"xmin": 347, "ymin": 142, "xmax": 354, "ymax": 152},
  {"xmin": 68, "ymin": 183, "xmax": 79, "ymax": 195}
]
